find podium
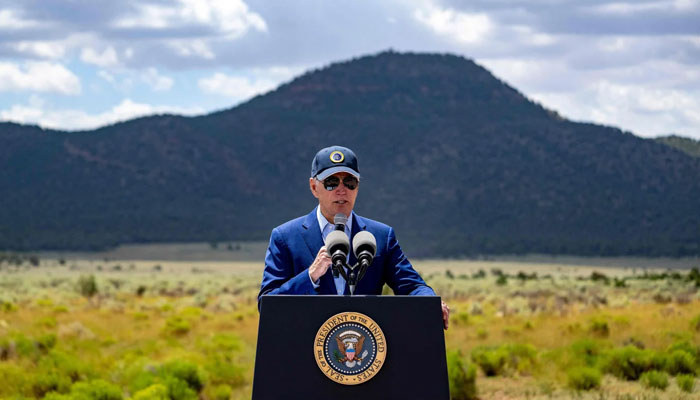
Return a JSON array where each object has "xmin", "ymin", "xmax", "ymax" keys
[{"xmin": 253, "ymin": 295, "xmax": 449, "ymax": 399}]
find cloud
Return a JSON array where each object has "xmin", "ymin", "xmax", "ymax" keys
[
  {"xmin": 142, "ymin": 68, "xmax": 174, "ymax": 91},
  {"xmin": 0, "ymin": 8, "xmax": 38, "ymax": 29},
  {"xmin": 196, "ymin": 66, "xmax": 302, "ymax": 101},
  {"xmin": 14, "ymin": 40, "xmax": 66, "ymax": 59},
  {"xmin": 198, "ymin": 72, "xmax": 277, "ymax": 99},
  {"xmin": 81, "ymin": 46, "xmax": 119, "ymax": 67},
  {"xmin": 0, "ymin": 62, "xmax": 81, "ymax": 94},
  {"xmin": 413, "ymin": 2, "xmax": 492, "ymax": 44},
  {"xmin": 0, "ymin": 98, "xmax": 205, "ymax": 131},
  {"xmin": 113, "ymin": 0, "xmax": 267, "ymax": 37}
]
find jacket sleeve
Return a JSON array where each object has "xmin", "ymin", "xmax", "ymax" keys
[
  {"xmin": 258, "ymin": 227, "xmax": 317, "ymax": 310},
  {"xmin": 383, "ymin": 227, "xmax": 436, "ymax": 296}
]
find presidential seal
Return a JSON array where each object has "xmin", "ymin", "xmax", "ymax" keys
[
  {"xmin": 329, "ymin": 150, "xmax": 345, "ymax": 163},
  {"xmin": 314, "ymin": 312, "xmax": 387, "ymax": 385}
]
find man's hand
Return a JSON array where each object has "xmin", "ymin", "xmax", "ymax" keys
[
  {"xmin": 309, "ymin": 246, "xmax": 332, "ymax": 282},
  {"xmin": 442, "ymin": 301, "xmax": 450, "ymax": 330}
]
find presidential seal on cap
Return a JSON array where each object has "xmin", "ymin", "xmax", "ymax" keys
[{"xmin": 311, "ymin": 146, "xmax": 360, "ymax": 181}]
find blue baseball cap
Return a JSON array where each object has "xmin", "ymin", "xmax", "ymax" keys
[{"xmin": 310, "ymin": 146, "xmax": 360, "ymax": 180}]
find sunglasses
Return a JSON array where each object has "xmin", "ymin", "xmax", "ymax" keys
[{"xmin": 320, "ymin": 175, "xmax": 359, "ymax": 191}]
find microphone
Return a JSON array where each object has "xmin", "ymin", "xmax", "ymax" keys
[
  {"xmin": 333, "ymin": 213, "xmax": 347, "ymax": 231},
  {"xmin": 352, "ymin": 231, "xmax": 376, "ymax": 283},
  {"xmin": 326, "ymin": 230, "xmax": 350, "ymax": 275},
  {"xmin": 330, "ymin": 213, "xmax": 348, "ymax": 278}
]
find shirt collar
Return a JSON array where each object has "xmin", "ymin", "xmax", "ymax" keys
[{"xmin": 316, "ymin": 206, "xmax": 353, "ymax": 236}]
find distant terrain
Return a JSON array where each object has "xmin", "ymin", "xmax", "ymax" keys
[{"xmin": 1, "ymin": 51, "xmax": 699, "ymax": 256}]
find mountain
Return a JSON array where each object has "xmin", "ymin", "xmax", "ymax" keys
[
  {"xmin": 656, "ymin": 135, "xmax": 700, "ymax": 158},
  {"xmin": 1, "ymin": 51, "xmax": 699, "ymax": 256}
]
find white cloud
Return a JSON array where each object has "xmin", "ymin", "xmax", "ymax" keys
[
  {"xmin": 115, "ymin": 0, "xmax": 267, "ymax": 37},
  {"xmin": 198, "ymin": 72, "xmax": 276, "ymax": 99},
  {"xmin": 167, "ymin": 39, "xmax": 215, "ymax": 59},
  {"xmin": 142, "ymin": 68, "xmax": 174, "ymax": 91},
  {"xmin": 0, "ymin": 98, "xmax": 205, "ymax": 131},
  {"xmin": 529, "ymin": 81, "xmax": 700, "ymax": 138},
  {"xmin": 98, "ymin": 70, "xmax": 116, "ymax": 84},
  {"xmin": 0, "ymin": 9, "xmax": 38, "ymax": 29},
  {"xmin": 413, "ymin": 2, "xmax": 492, "ymax": 44},
  {"xmin": 14, "ymin": 41, "xmax": 66, "ymax": 59},
  {"xmin": 0, "ymin": 62, "xmax": 81, "ymax": 95},
  {"xmin": 81, "ymin": 46, "xmax": 119, "ymax": 67}
]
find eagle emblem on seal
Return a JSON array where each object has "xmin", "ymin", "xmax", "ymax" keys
[{"xmin": 334, "ymin": 330, "xmax": 368, "ymax": 368}]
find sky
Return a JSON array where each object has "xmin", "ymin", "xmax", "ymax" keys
[{"xmin": 0, "ymin": 0, "xmax": 699, "ymax": 139}]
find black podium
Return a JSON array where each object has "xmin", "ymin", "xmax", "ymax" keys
[{"xmin": 253, "ymin": 295, "xmax": 449, "ymax": 399}]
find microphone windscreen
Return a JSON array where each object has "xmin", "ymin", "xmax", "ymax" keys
[
  {"xmin": 352, "ymin": 231, "xmax": 377, "ymax": 258},
  {"xmin": 334, "ymin": 213, "xmax": 348, "ymax": 226},
  {"xmin": 326, "ymin": 230, "xmax": 350, "ymax": 255}
]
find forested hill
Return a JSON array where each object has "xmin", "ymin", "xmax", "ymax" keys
[{"xmin": 1, "ymin": 51, "xmax": 699, "ymax": 256}]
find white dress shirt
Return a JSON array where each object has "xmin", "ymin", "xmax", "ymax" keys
[{"xmin": 309, "ymin": 206, "xmax": 352, "ymax": 295}]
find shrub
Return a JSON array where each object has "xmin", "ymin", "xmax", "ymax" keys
[
  {"xmin": 640, "ymin": 370, "xmax": 669, "ymax": 390},
  {"xmin": 446, "ymin": 350, "xmax": 477, "ymax": 400},
  {"xmin": 666, "ymin": 350, "xmax": 697, "ymax": 376},
  {"xmin": 471, "ymin": 346, "xmax": 508, "ymax": 377},
  {"xmin": 70, "ymin": 379, "xmax": 123, "ymax": 400},
  {"xmin": 77, "ymin": 275, "xmax": 98, "ymax": 298},
  {"xmin": 204, "ymin": 357, "xmax": 245, "ymax": 387},
  {"xmin": 588, "ymin": 318, "xmax": 609, "ymax": 337},
  {"xmin": 571, "ymin": 339, "xmax": 603, "ymax": 367},
  {"xmin": 668, "ymin": 341, "xmax": 700, "ymax": 359},
  {"xmin": 31, "ymin": 373, "xmax": 71, "ymax": 398},
  {"xmin": 209, "ymin": 384, "xmax": 232, "ymax": 400},
  {"xmin": 161, "ymin": 360, "xmax": 206, "ymax": 392},
  {"xmin": 132, "ymin": 384, "xmax": 168, "ymax": 400},
  {"xmin": 38, "ymin": 350, "xmax": 91, "ymax": 383},
  {"xmin": 677, "ymin": 374, "xmax": 695, "ymax": 393},
  {"xmin": 163, "ymin": 316, "xmax": 191, "ymax": 336},
  {"xmin": 691, "ymin": 314, "xmax": 700, "ymax": 332},
  {"xmin": 504, "ymin": 343, "xmax": 537, "ymax": 374},
  {"xmin": 602, "ymin": 346, "xmax": 653, "ymax": 380},
  {"xmin": 567, "ymin": 367, "xmax": 601, "ymax": 391}
]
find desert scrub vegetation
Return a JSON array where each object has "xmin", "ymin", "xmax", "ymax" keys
[{"xmin": 2, "ymin": 258, "xmax": 700, "ymax": 399}]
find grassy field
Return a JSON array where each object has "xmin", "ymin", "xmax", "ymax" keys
[{"xmin": 1, "ymin": 251, "xmax": 699, "ymax": 399}]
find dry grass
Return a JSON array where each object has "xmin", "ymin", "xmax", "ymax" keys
[{"xmin": 2, "ymin": 256, "xmax": 699, "ymax": 399}]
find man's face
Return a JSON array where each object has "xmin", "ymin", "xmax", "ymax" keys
[{"xmin": 309, "ymin": 172, "xmax": 359, "ymax": 223}]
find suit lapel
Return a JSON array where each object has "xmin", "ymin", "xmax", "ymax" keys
[{"xmin": 301, "ymin": 207, "xmax": 335, "ymax": 294}]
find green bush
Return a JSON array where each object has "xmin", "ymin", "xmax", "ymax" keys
[
  {"xmin": 38, "ymin": 350, "xmax": 91, "ymax": 383},
  {"xmin": 69, "ymin": 379, "xmax": 123, "ymax": 400},
  {"xmin": 677, "ymin": 374, "xmax": 695, "ymax": 393},
  {"xmin": 588, "ymin": 318, "xmax": 609, "ymax": 337},
  {"xmin": 447, "ymin": 350, "xmax": 477, "ymax": 400},
  {"xmin": 601, "ymin": 346, "xmax": 653, "ymax": 381},
  {"xmin": 161, "ymin": 360, "xmax": 206, "ymax": 392},
  {"xmin": 666, "ymin": 350, "xmax": 696, "ymax": 375},
  {"xmin": 132, "ymin": 384, "xmax": 168, "ymax": 400},
  {"xmin": 163, "ymin": 316, "xmax": 191, "ymax": 336},
  {"xmin": 503, "ymin": 343, "xmax": 537, "ymax": 374},
  {"xmin": 471, "ymin": 346, "xmax": 508, "ymax": 377},
  {"xmin": 570, "ymin": 339, "xmax": 603, "ymax": 367},
  {"xmin": 77, "ymin": 275, "xmax": 98, "ymax": 298},
  {"xmin": 691, "ymin": 314, "xmax": 700, "ymax": 332},
  {"xmin": 567, "ymin": 367, "xmax": 601, "ymax": 391},
  {"xmin": 31, "ymin": 373, "xmax": 71, "ymax": 398},
  {"xmin": 640, "ymin": 370, "xmax": 669, "ymax": 390},
  {"xmin": 209, "ymin": 384, "xmax": 232, "ymax": 400}
]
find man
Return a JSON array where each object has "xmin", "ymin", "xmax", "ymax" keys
[{"xmin": 258, "ymin": 145, "xmax": 450, "ymax": 329}]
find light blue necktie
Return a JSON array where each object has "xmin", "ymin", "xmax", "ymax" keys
[{"xmin": 322, "ymin": 223, "xmax": 349, "ymax": 295}]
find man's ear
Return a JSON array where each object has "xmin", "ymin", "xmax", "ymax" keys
[{"xmin": 309, "ymin": 178, "xmax": 320, "ymax": 199}]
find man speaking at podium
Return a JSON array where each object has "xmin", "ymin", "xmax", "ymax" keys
[{"xmin": 258, "ymin": 146, "xmax": 450, "ymax": 329}]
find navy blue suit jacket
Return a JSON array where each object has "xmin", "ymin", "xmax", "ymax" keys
[{"xmin": 258, "ymin": 208, "xmax": 435, "ymax": 307}]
